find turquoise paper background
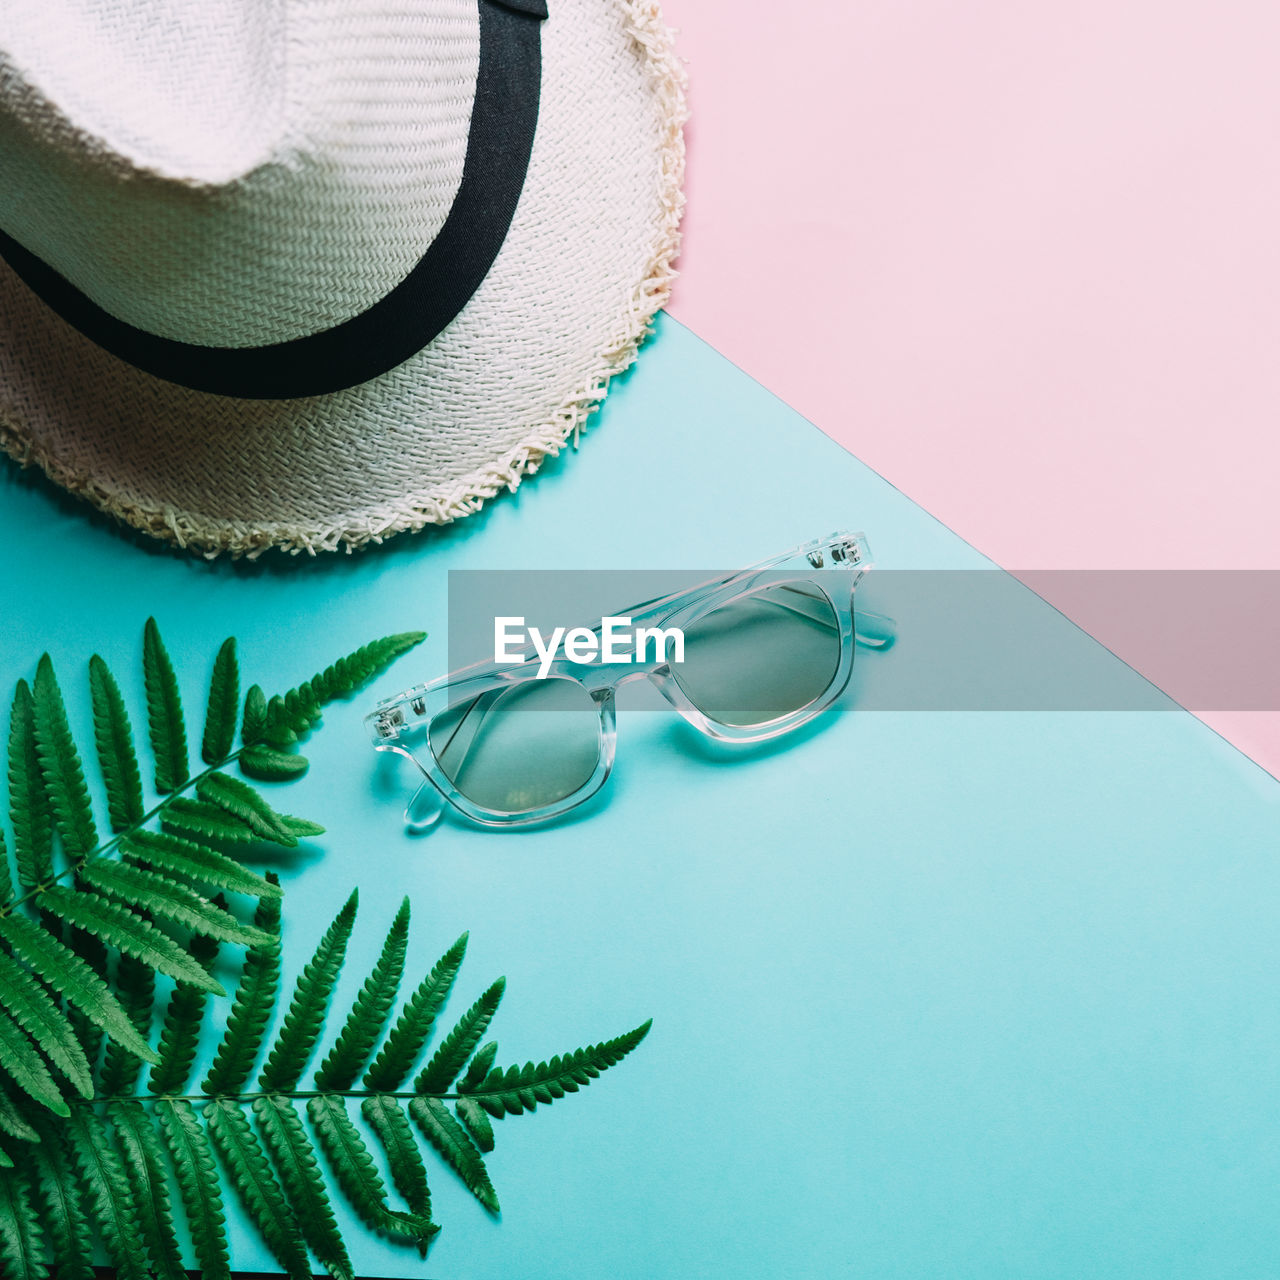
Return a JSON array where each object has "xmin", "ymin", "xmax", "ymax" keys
[{"xmin": 2, "ymin": 316, "xmax": 1278, "ymax": 1278}]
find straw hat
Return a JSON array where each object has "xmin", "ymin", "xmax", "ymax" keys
[{"xmin": 0, "ymin": 0, "xmax": 685, "ymax": 556}]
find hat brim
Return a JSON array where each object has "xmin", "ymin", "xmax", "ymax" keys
[{"xmin": 0, "ymin": 0, "xmax": 686, "ymax": 557}]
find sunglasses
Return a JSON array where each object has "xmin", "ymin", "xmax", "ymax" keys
[{"xmin": 367, "ymin": 532, "xmax": 894, "ymax": 831}]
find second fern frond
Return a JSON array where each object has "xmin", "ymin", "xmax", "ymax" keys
[{"xmin": 0, "ymin": 620, "xmax": 426, "ymax": 1119}]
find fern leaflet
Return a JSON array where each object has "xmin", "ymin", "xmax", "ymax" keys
[
  {"xmin": 460, "ymin": 1022, "xmax": 653, "ymax": 1118},
  {"xmin": 77, "ymin": 860, "xmax": 270, "ymax": 949},
  {"xmin": 97, "ymin": 955, "xmax": 155, "ymax": 1098},
  {"xmin": 62, "ymin": 1107, "xmax": 149, "ymax": 1280},
  {"xmin": 108, "ymin": 1100, "xmax": 186, "ymax": 1280},
  {"xmin": 308, "ymin": 1095, "xmax": 436, "ymax": 1248},
  {"xmin": 315, "ymin": 896, "xmax": 409, "ymax": 1091},
  {"xmin": 0, "ymin": 1163, "xmax": 44, "ymax": 1280},
  {"xmin": 409, "ymin": 1097, "xmax": 500, "ymax": 1214},
  {"xmin": 29, "ymin": 1126, "xmax": 94, "ymax": 1280},
  {"xmin": 415, "ymin": 977, "xmax": 506, "ymax": 1094},
  {"xmin": 206, "ymin": 1098, "xmax": 310, "ymax": 1279},
  {"xmin": 121, "ymin": 829, "xmax": 280, "ymax": 900},
  {"xmin": 264, "ymin": 632, "xmax": 426, "ymax": 747},
  {"xmin": 259, "ymin": 893, "xmax": 358, "ymax": 1092},
  {"xmin": 31, "ymin": 657, "xmax": 97, "ymax": 861},
  {"xmin": 156, "ymin": 1100, "xmax": 230, "ymax": 1280},
  {"xmin": 253, "ymin": 1095, "xmax": 354, "ymax": 1280},
  {"xmin": 0, "ymin": 952, "xmax": 92, "ymax": 1099},
  {"xmin": 7, "ymin": 681, "xmax": 52, "ymax": 896},
  {"xmin": 196, "ymin": 772, "xmax": 297, "ymax": 846},
  {"xmin": 148, "ymin": 933, "xmax": 220, "ymax": 1097},
  {"xmin": 204, "ymin": 889, "xmax": 282, "ymax": 1096},
  {"xmin": 39, "ymin": 887, "xmax": 226, "ymax": 995},
  {"xmin": 88, "ymin": 656, "xmax": 144, "ymax": 833},
  {"xmin": 0, "ymin": 1008, "xmax": 68, "ymax": 1117},
  {"xmin": 0, "ymin": 914, "xmax": 155, "ymax": 1064},
  {"xmin": 142, "ymin": 618, "xmax": 188, "ymax": 794},
  {"xmin": 361, "ymin": 1093, "xmax": 435, "ymax": 1235},
  {"xmin": 363, "ymin": 931, "xmax": 467, "ymax": 1092},
  {"xmin": 201, "ymin": 639, "xmax": 240, "ymax": 766}
]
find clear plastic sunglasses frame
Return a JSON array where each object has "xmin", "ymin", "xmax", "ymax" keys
[{"xmin": 366, "ymin": 531, "xmax": 894, "ymax": 830}]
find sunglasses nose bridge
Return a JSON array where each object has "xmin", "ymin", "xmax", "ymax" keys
[
  {"xmin": 610, "ymin": 667, "xmax": 654, "ymax": 690},
  {"xmin": 574, "ymin": 663, "xmax": 651, "ymax": 694}
]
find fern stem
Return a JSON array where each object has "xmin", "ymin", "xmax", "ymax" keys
[
  {"xmin": 95, "ymin": 1090, "xmax": 464, "ymax": 1105},
  {"xmin": 0, "ymin": 752, "xmax": 246, "ymax": 917}
]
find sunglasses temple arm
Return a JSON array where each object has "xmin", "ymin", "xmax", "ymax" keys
[
  {"xmin": 767, "ymin": 585, "xmax": 896, "ymax": 650},
  {"xmin": 372, "ymin": 741, "xmax": 448, "ymax": 834},
  {"xmin": 854, "ymin": 608, "xmax": 896, "ymax": 650}
]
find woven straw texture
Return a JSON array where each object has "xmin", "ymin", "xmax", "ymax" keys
[{"xmin": 0, "ymin": 0, "xmax": 686, "ymax": 556}]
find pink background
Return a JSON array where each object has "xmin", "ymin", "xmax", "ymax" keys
[{"xmin": 659, "ymin": 0, "xmax": 1280, "ymax": 775}]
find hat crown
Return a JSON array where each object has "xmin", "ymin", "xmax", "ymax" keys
[
  {"xmin": 0, "ymin": 0, "xmax": 284, "ymax": 185},
  {"xmin": 0, "ymin": 0, "xmax": 480, "ymax": 348}
]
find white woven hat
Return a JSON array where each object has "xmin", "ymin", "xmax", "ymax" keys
[{"xmin": 0, "ymin": 0, "xmax": 685, "ymax": 556}]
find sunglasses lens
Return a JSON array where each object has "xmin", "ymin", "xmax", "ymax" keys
[
  {"xmin": 671, "ymin": 582, "xmax": 842, "ymax": 727},
  {"xmin": 428, "ymin": 677, "xmax": 600, "ymax": 815}
]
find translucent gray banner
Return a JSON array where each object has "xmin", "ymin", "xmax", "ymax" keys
[{"xmin": 446, "ymin": 569, "xmax": 1280, "ymax": 712}]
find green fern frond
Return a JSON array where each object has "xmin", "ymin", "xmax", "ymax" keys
[
  {"xmin": 40, "ymin": 887, "xmax": 226, "ymax": 995},
  {"xmin": 29, "ymin": 1125, "xmax": 94, "ymax": 1280},
  {"xmin": 363, "ymin": 931, "xmax": 467, "ymax": 1092},
  {"xmin": 315, "ymin": 897, "xmax": 410, "ymax": 1091},
  {"xmin": 254, "ymin": 1095, "xmax": 354, "ymax": 1280},
  {"xmin": 206, "ymin": 1098, "xmax": 310, "ymax": 1280},
  {"xmin": 0, "ymin": 899, "xmax": 652, "ymax": 1275},
  {"xmin": 88, "ymin": 656, "xmax": 144, "ymax": 833},
  {"xmin": 409, "ymin": 1096, "xmax": 500, "ymax": 1214},
  {"xmin": 0, "ymin": 605, "xmax": 648, "ymax": 1273},
  {"xmin": 259, "ymin": 892, "xmax": 358, "ymax": 1092},
  {"xmin": 142, "ymin": 619, "xmax": 188, "ymax": 795},
  {"xmin": 7, "ymin": 681, "xmax": 53, "ymax": 896},
  {"xmin": 204, "ymin": 890, "xmax": 282, "ymax": 1097},
  {"xmin": 460, "ymin": 1022, "xmax": 653, "ymax": 1119},
  {"xmin": 31, "ymin": 657, "xmax": 97, "ymax": 861},
  {"xmin": 109, "ymin": 1100, "xmax": 186, "ymax": 1280},
  {"xmin": 0, "ymin": 627, "xmax": 417, "ymax": 1126},
  {"xmin": 121, "ymin": 829, "xmax": 281, "ymax": 900},
  {"xmin": 148, "ymin": 932, "xmax": 219, "ymax": 1098},
  {"xmin": 0, "ymin": 951, "xmax": 92, "ymax": 1099},
  {"xmin": 196, "ymin": 772, "xmax": 297, "ymax": 846},
  {"xmin": 202, "ymin": 639, "xmax": 240, "ymax": 766},
  {"xmin": 415, "ymin": 978, "xmax": 506, "ymax": 1094},
  {"xmin": 156, "ymin": 1099, "xmax": 230, "ymax": 1280},
  {"xmin": 77, "ymin": 860, "xmax": 271, "ymax": 949},
  {"xmin": 264, "ymin": 631, "xmax": 427, "ymax": 746}
]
